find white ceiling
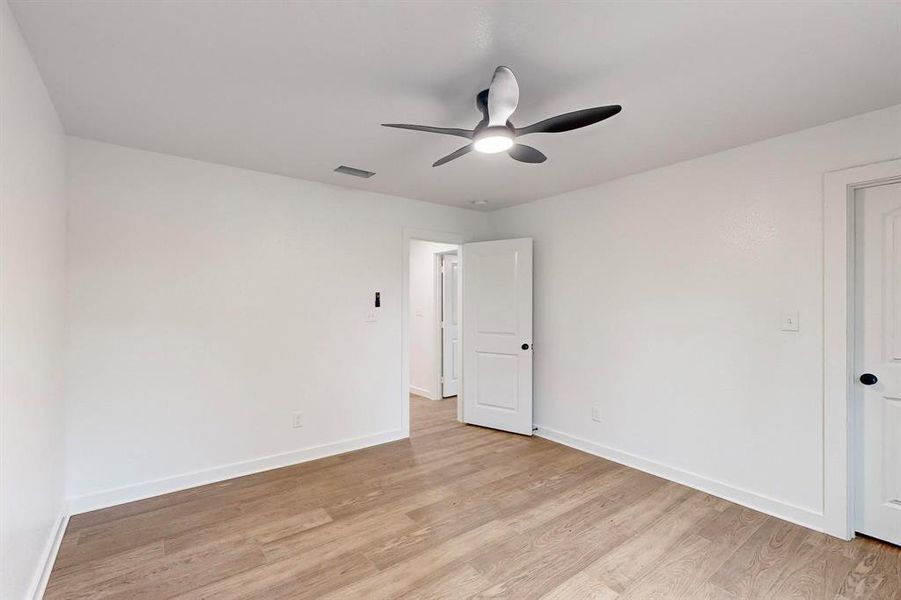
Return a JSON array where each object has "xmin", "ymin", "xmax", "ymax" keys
[{"xmin": 10, "ymin": 1, "xmax": 901, "ymax": 210}]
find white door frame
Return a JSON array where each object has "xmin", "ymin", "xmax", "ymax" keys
[
  {"xmin": 402, "ymin": 228, "xmax": 465, "ymax": 437},
  {"xmin": 824, "ymin": 157, "xmax": 901, "ymax": 540}
]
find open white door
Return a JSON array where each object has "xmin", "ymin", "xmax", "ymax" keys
[
  {"xmin": 441, "ymin": 253, "xmax": 460, "ymax": 397},
  {"xmin": 462, "ymin": 238, "xmax": 533, "ymax": 435},
  {"xmin": 855, "ymin": 181, "xmax": 901, "ymax": 546}
]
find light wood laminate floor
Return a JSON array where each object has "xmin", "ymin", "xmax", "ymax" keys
[{"xmin": 47, "ymin": 395, "xmax": 900, "ymax": 599}]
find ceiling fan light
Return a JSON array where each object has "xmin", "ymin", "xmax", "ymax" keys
[{"xmin": 473, "ymin": 130, "xmax": 514, "ymax": 154}]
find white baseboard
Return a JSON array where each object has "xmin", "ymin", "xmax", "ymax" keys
[
  {"xmin": 67, "ymin": 429, "xmax": 405, "ymax": 515},
  {"xmin": 410, "ymin": 385, "xmax": 436, "ymax": 399},
  {"xmin": 535, "ymin": 425, "xmax": 825, "ymax": 533},
  {"xmin": 28, "ymin": 511, "xmax": 68, "ymax": 600}
]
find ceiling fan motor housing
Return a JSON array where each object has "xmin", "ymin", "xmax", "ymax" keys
[{"xmin": 473, "ymin": 126, "xmax": 515, "ymax": 154}]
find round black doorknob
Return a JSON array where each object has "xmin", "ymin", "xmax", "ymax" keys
[
  {"xmin": 522, "ymin": 343, "xmax": 530, "ymax": 350},
  {"xmin": 860, "ymin": 373, "xmax": 878, "ymax": 386}
]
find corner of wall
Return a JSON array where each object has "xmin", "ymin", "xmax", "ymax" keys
[{"xmin": 1, "ymin": 2, "xmax": 70, "ymax": 597}]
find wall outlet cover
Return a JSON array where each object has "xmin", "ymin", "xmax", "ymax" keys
[{"xmin": 781, "ymin": 310, "xmax": 799, "ymax": 332}]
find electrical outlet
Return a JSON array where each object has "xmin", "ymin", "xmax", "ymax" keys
[
  {"xmin": 591, "ymin": 405, "xmax": 601, "ymax": 422},
  {"xmin": 781, "ymin": 310, "xmax": 799, "ymax": 332},
  {"xmin": 292, "ymin": 412, "xmax": 303, "ymax": 428}
]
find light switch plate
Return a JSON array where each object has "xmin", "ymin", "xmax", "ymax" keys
[
  {"xmin": 781, "ymin": 310, "xmax": 799, "ymax": 332},
  {"xmin": 365, "ymin": 310, "xmax": 377, "ymax": 322}
]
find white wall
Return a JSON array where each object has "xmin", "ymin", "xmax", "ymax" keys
[
  {"xmin": 490, "ymin": 105, "xmax": 901, "ymax": 529},
  {"xmin": 0, "ymin": 2, "xmax": 68, "ymax": 598},
  {"xmin": 64, "ymin": 138, "xmax": 490, "ymax": 510},
  {"xmin": 409, "ymin": 240, "xmax": 457, "ymax": 399}
]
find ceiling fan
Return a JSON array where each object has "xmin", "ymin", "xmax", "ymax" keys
[{"xmin": 382, "ymin": 66, "xmax": 621, "ymax": 167}]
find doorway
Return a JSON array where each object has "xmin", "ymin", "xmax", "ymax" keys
[
  {"xmin": 401, "ymin": 229, "xmax": 535, "ymax": 438},
  {"xmin": 408, "ymin": 238, "xmax": 461, "ymax": 428},
  {"xmin": 403, "ymin": 232, "xmax": 463, "ymax": 432}
]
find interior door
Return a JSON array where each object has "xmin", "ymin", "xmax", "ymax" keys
[
  {"xmin": 462, "ymin": 238, "xmax": 532, "ymax": 435},
  {"xmin": 855, "ymin": 181, "xmax": 901, "ymax": 546},
  {"xmin": 441, "ymin": 253, "xmax": 460, "ymax": 397}
]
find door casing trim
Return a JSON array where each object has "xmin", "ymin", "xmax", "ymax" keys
[{"xmin": 824, "ymin": 157, "xmax": 901, "ymax": 540}]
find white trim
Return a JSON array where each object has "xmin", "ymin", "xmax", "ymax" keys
[
  {"xmin": 67, "ymin": 429, "xmax": 404, "ymax": 515},
  {"xmin": 409, "ymin": 385, "xmax": 434, "ymax": 399},
  {"xmin": 823, "ymin": 157, "xmax": 901, "ymax": 540},
  {"xmin": 455, "ymin": 244, "xmax": 464, "ymax": 422},
  {"xmin": 27, "ymin": 511, "xmax": 68, "ymax": 600},
  {"xmin": 402, "ymin": 228, "xmax": 466, "ymax": 433},
  {"xmin": 536, "ymin": 425, "xmax": 824, "ymax": 532},
  {"xmin": 432, "ymin": 251, "xmax": 444, "ymax": 401}
]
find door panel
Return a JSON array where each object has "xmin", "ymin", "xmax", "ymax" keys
[
  {"xmin": 463, "ymin": 238, "xmax": 532, "ymax": 435},
  {"xmin": 475, "ymin": 352, "xmax": 519, "ymax": 410},
  {"xmin": 891, "ymin": 217, "xmax": 901, "ymax": 361},
  {"xmin": 441, "ymin": 253, "xmax": 459, "ymax": 398},
  {"xmin": 855, "ymin": 181, "xmax": 901, "ymax": 546},
  {"xmin": 474, "ymin": 251, "xmax": 518, "ymax": 334},
  {"xmin": 885, "ymin": 399, "xmax": 901, "ymax": 507}
]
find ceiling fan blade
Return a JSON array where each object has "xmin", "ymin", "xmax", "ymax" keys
[
  {"xmin": 382, "ymin": 124, "xmax": 474, "ymax": 139},
  {"xmin": 487, "ymin": 66, "xmax": 519, "ymax": 127},
  {"xmin": 516, "ymin": 105, "xmax": 622, "ymax": 136},
  {"xmin": 508, "ymin": 144, "xmax": 547, "ymax": 164},
  {"xmin": 432, "ymin": 145, "xmax": 473, "ymax": 167}
]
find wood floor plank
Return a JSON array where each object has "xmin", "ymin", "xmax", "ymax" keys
[
  {"xmin": 760, "ymin": 541, "xmax": 851, "ymax": 600},
  {"xmin": 315, "ymin": 517, "xmax": 517, "ymax": 599},
  {"xmin": 558, "ymin": 486, "xmax": 773, "ymax": 599},
  {"xmin": 45, "ymin": 394, "xmax": 901, "ymax": 599},
  {"xmin": 162, "ymin": 506, "xmax": 332, "ymax": 555},
  {"xmin": 561, "ymin": 488, "xmax": 726, "ymax": 594},
  {"xmin": 44, "ymin": 542, "xmax": 165, "ymax": 598},
  {"xmin": 395, "ymin": 564, "xmax": 490, "ymax": 600},
  {"xmin": 539, "ymin": 572, "xmax": 620, "ymax": 600},
  {"xmin": 833, "ymin": 539, "xmax": 901, "ymax": 600},
  {"xmin": 615, "ymin": 533, "xmax": 730, "ymax": 600},
  {"xmin": 467, "ymin": 519, "xmax": 632, "ymax": 599},
  {"xmin": 708, "ymin": 518, "xmax": 811, "ymax": 598}
]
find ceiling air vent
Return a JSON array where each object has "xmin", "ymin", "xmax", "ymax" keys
[{"xmin": 334, "ymin": 165, "xmax": 375, "ymax": 179}]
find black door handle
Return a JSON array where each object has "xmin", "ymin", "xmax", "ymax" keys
[
  {"xmin": 522, "ymin": 343, "xmax": 530, "ymax": 350},
  {"xmin": 860, "ymin": 373, "xmax": 878, "ymax": 386}
]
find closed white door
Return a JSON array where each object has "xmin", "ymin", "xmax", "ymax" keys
[
  {"xmin": 441, "ymin": 253, "xmax": 460, "ymax": 397},
  {"xmin": 462, "ymin": 238, "xmax": 532, "ymax": 435},
  {"xmin": 855, "ymin": 181, "xmax": 901, "ymax": 546}
]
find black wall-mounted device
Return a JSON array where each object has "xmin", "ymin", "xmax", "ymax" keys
[{"xmin": 375, "ymin": 292, "xmax": 380, "ymax": 308}]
